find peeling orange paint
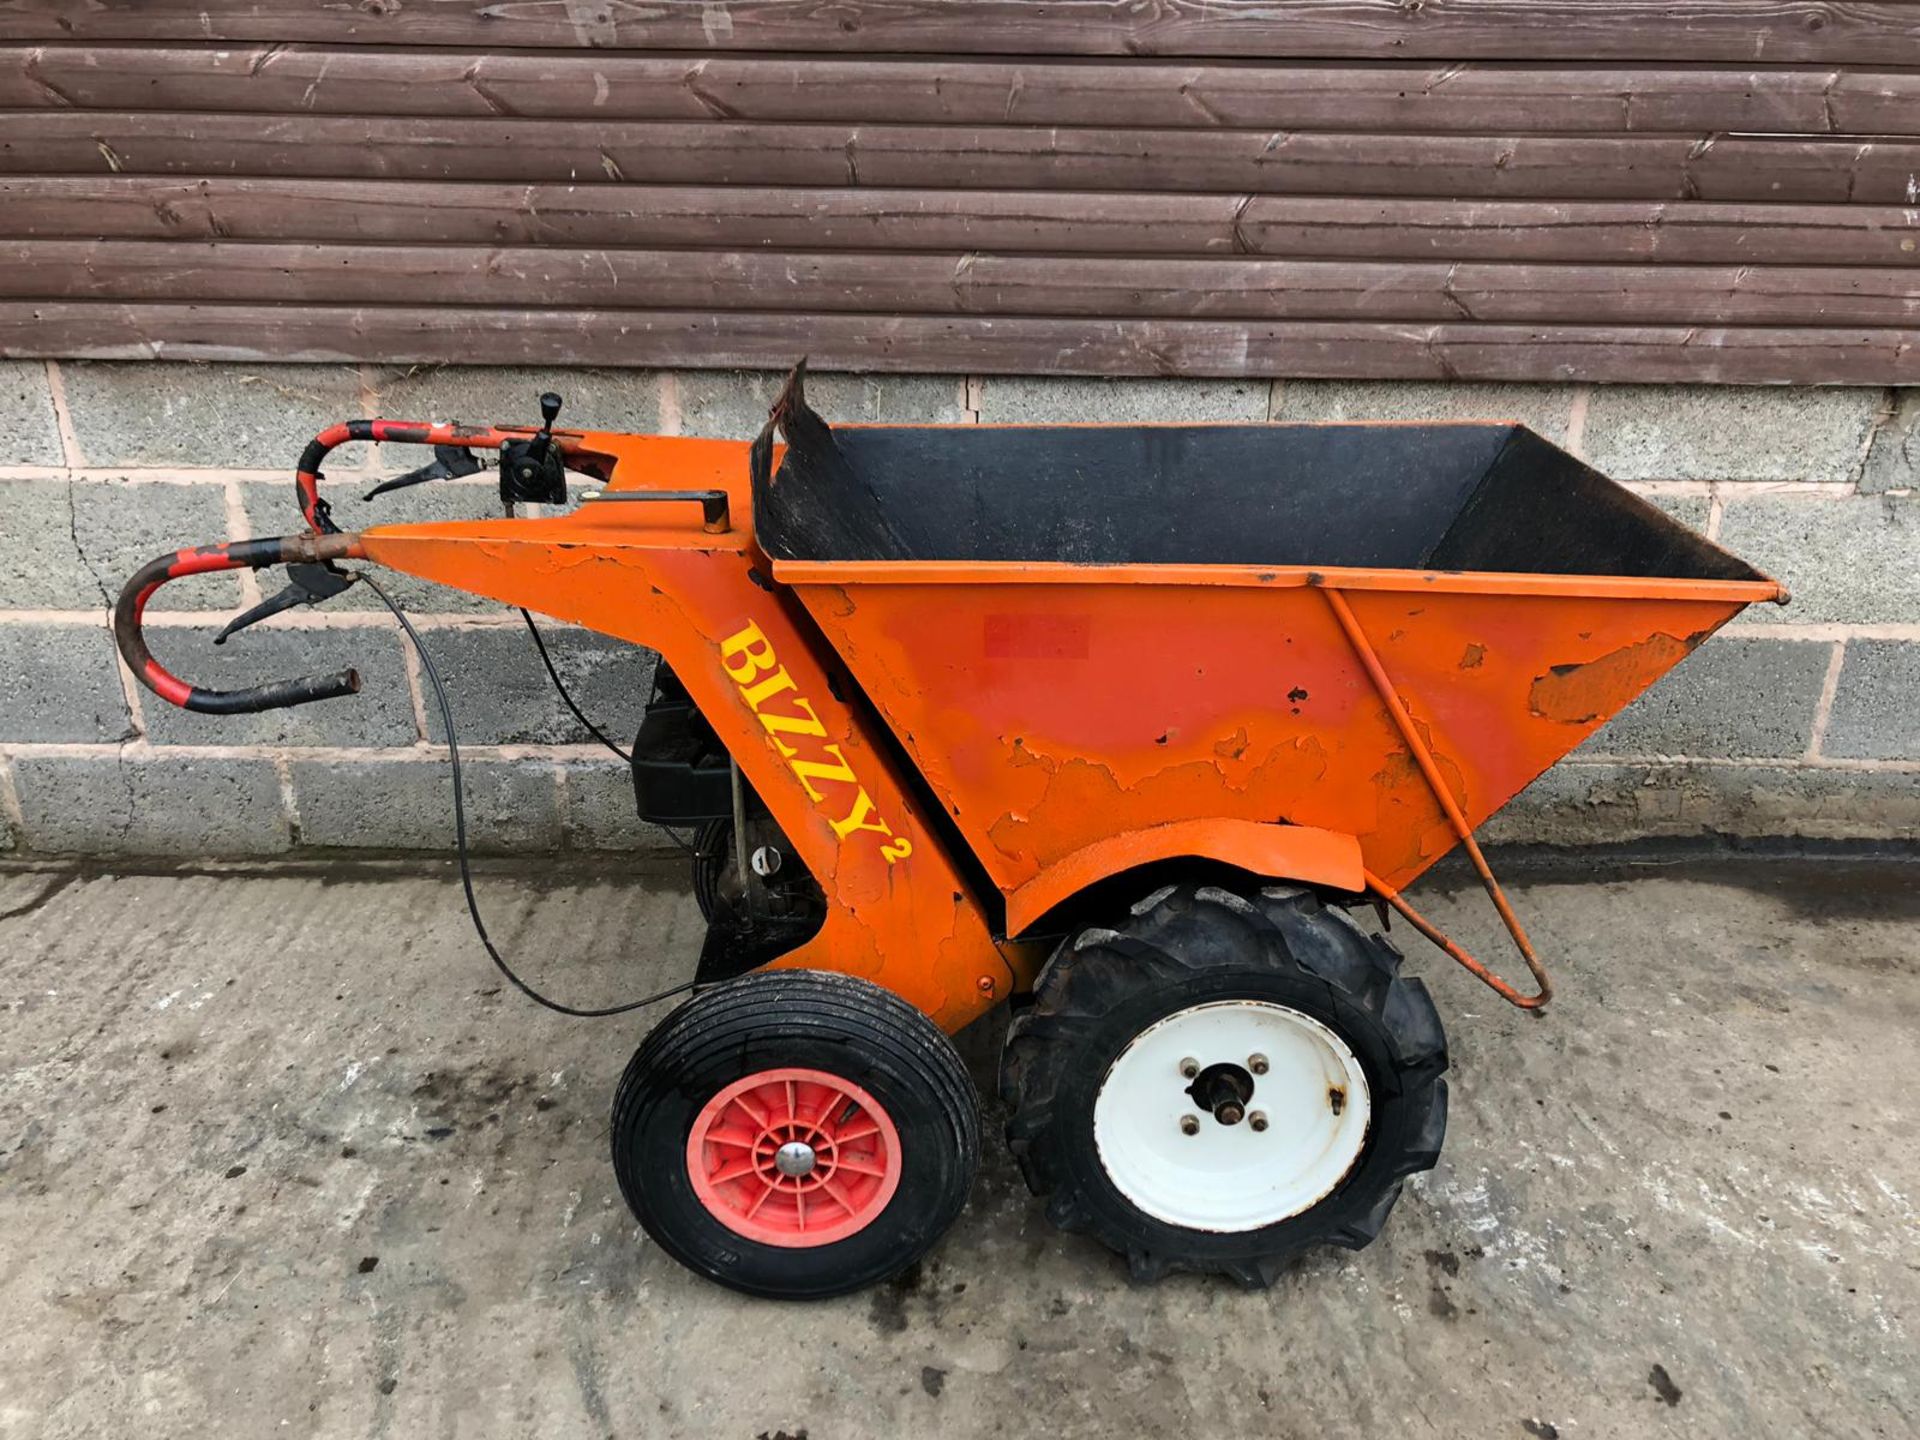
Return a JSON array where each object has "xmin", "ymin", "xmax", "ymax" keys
[{"xmin": 1529, "ymin": 633, "xmax": 1691, "ymax": 725}]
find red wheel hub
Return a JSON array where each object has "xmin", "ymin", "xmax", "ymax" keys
[{"xmin": 686, "ymin": 1067, "xmax": 903, "ymax": 1248}]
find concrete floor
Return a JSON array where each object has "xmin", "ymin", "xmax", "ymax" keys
[{"xmin": 0, "ymin": 855, "xmax": 1915, "ymax": 1440}]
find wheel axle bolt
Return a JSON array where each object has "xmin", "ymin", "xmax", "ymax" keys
[
  {"xmin": 1248, "ymin": 1053, "xmax": 1269, "ymax": 1075},
  {"xmin": 1249, "ymin": 1110, "xmax": 1269, "ymax": 1132},
  {"xmin": 1179, "ymin": 1057, "xmax": 1199, "ymax": 1079},
  {"xmin": 1179, "ymin": 1114, "xmax": 1200, "ymax": 1136},
  {"xmin": 1216, "ymin": 1101, "xmax": 1245, "ymax": 1127}
]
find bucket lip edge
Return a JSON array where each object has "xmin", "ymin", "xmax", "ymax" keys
[{"xmin": 768, "ymin": 556, "xmax": 1788, "ymax": 606}]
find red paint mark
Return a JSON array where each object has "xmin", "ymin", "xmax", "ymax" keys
[{"xmin": 983, "ymin": 613, "xmax": 1090, "ymax": 661}]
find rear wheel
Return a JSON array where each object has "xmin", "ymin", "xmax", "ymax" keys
[
  {"xmin": 611, "ymin": 970, "xmax": 978, "ymax": 1299},
  {"xmin": 1001, "ymin": 882, "xmax": 1448, "ymax": 1286}
]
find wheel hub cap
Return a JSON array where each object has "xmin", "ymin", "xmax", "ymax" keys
[
  {"xmin": 1092, "ymin": 1000, "xmax": 1373, "ymax": 1233},
  {"xmin": 686, "ymin": 1067, "xmax": 903, "ymax": 1248},
  {"xmin": 774, "ymin": 1140, "xmax": 817, "ymax": 1177}
]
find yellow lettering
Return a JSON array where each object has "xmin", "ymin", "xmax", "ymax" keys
[
  {"xmin": 740, "ymin": 665, "xmax": 797, "ymax": 711},
  {"xmin": 718, "ymin": 621, "xmax": 779, "ymax": 685},
  {"xmin": 828, "ymin": 787, "xmax": 895, "ymax": 842},
  {"xmin": 713, "ymin": 623, "xmax": 910, "ymax": 867},
  {"xmin": 787, "ymin": 743, "xmax": 861, "ymax": 804},
  {"xmin": 756, "ymin": 694, "xmax": 827, "ymax": 739},
  {"xmin": 756, "ymin": 694, "xmax": 827, "ymax": 761}
]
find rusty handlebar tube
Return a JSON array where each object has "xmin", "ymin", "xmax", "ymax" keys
[{"xmin": 113, "ymin": 533, "xmax": 366, "ymax": 714}]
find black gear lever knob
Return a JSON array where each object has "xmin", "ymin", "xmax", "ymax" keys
[{"xmin": 501, "ymin": 390, "xmax": 569, "ymax": 507}]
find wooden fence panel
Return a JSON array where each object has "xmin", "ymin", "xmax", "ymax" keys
[
  {"xmin": 13, "ymin": 114, "xmax": 1920, "ymax": 206},
  {"xmin": 7, "ymin": 241, "xmax": 1917, "ymax": 328},
  {"xmin": 0, "ymin": 4, "xmax": 1914, "ymax": 381},
  {"xmin": 4, "ymin": 1, "xmax": 1918, "ymax": 66},
  {"xmin": 2, "ymin": 47, "xmax": 1901, "ymax": 135},
  {"xmin": 2, "ymin": 303, "xmax": 1910, "ymax": 384},
  {"xmin": 5, "ymin": 179, "xmax": 1916, "ymax": 268}
]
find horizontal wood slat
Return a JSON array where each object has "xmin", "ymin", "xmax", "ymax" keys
[
  {"xmin": 4, "ymin": 1, "xmax": 1919, "ymax": 65},
  {"xmin": 2, "ymin": 303, "xmax": 1912, "ymax": 384},
  {"xmin": 5, "ymin": 179, "xmax": 1916, "ymax": 267},
  {"xmin": 5, "ymin": 46, "xmax": 1916, "ymax": 135},
  {"xmin": 9, "ymin": 240, "xmax": 1917, "ymax": 328},
  {"xmin": 11, "ymin": 114, "xmax": 1920, "ymax": 204}
]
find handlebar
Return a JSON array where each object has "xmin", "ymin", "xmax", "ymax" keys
[
  {"xmin": 296, "ymin": 418, "xmax": 591, "ymax": 532},
  {"xmin": 114, "ymin": 533, "xmax": 365, "ymax": 714}
]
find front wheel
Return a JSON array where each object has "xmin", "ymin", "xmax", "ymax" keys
[
  {"xmin": 1001, "ymin": 882, "xmax": 1448, "ymax": 1286},
  {"xmin": 611, "ymin": 970, "xmax": 979, "ymax": 1299}
]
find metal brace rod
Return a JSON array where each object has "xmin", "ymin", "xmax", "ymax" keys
[{"xmin": 1320, "ymin": 585, "xmax": 1553, "ymax": 1010}]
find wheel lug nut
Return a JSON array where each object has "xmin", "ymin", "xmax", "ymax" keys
[
  {"xmin": 1179, "ymin": 1057, "xmax": 1199, "ymax": 1079},
  {"xmin": 1249, "ymin": 1110, "xmax": 1269, "ymax": 1132},
  {"xmin": 1248, "ymin": 1053, "xmax": 1269, "ymax": 1075},
  {"xmin": 1179, "ymin": 1114, "xmax": 1200, "ymax": 1135}
]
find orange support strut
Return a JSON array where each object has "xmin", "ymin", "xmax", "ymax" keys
[{"xmin": 1320, "ymin": 585, "xmax": 1553, "ymax": 1010}]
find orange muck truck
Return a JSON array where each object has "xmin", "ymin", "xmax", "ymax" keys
[{"xmin": 115, "ymin": 368, "xmax": 1785, "ymax": 1298}]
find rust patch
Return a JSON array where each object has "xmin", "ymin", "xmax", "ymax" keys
[
  {"xmin": 1529, "ymin": 634, "xmax": 1690, "ymax": 725},
  {"xmin": 1458, "ymin": 642, "xmax": 1485, "ymax": 670}
]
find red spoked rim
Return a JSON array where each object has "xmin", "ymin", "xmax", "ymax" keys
[{"xmin": 686, "ymin": 1067, "xmax": 904, "ymax": 1248}]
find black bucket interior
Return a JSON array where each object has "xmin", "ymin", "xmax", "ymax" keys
[{"xmin": 756, "ymin": 417, "xmax": 1764, "ymax": 584}]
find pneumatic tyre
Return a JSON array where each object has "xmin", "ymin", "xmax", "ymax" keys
[
  {"xmin": 1001, "ymin": 882, "xmax": 1448, "ymax": 1287},
  {"xmin": 611, "ymin": 970, "xmax": 979, "ymax": 1299}
]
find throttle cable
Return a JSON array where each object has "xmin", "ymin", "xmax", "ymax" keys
[
  {"xmin": 520, "ymin": 607, "xmax": 631, "ymax": 763},
  {"xmin": 363, "ymin": 574, "xmax": 699, "ymax": 1018}
]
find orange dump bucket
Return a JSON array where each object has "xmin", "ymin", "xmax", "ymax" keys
[{"xmin": 759, "ymin": 420, "xmax": 1785, "ymax": 1003}]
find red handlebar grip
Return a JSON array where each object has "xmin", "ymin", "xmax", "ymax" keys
[{"xmin": 114, "ymin": 534, "xmax": 364, "ymax": 715}]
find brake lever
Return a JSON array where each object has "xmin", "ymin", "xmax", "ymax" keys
[
  {"xmin": 362, "ymin": 443, "xmax": 484, "ymax": 501},
  {"xmin": 213, "ymin": 563, "xmax": 358, "ymax": 645}
]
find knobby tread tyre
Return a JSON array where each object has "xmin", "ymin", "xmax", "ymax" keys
[
  {"xmin": 611, "ymin": 970, "xmax": 979, "ymax": 1300},
  {"xmin": 1000, "ymin": 883, "xmax": 1448, "ymax": 1288}
]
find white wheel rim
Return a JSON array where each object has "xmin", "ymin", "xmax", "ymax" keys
[{"xmin": 1092, "ymin": 1000, "xmax": 1372, "ymax": 1233}]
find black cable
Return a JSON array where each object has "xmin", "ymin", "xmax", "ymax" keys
[
  {"xmin": 364, "ymin": 575, "xmax": 698, "ymax": 1018},
  {"xmin": 520, "ymin": 607, "xmax": 631, "ymax": 763},
  {"xmin": 518, "ymin": 607, "xmax": 706, "ymax": 863}
]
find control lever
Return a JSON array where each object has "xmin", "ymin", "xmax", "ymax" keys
[
  {"xmin": 362, "ymin": 443, "xmax": 485, "ymax": 502},
  {"xmin": 213, "ymin": 562, "xmax": 358, "ymax": 645},
  {"xmin": 500, "ymin": 392, "xmax": 568, "ymax": 507}
]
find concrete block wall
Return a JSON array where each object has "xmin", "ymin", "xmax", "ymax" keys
[{"xmin": 0, "ymin": 361, "xmax": 1913, "ymax": 858}]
